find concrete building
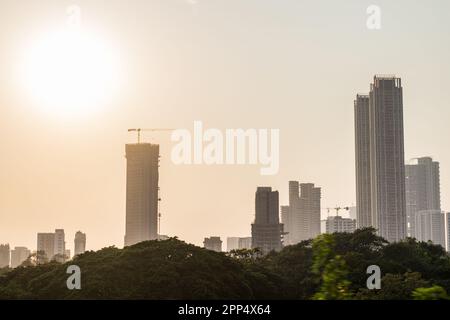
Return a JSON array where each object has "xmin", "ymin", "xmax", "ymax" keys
[
  {"xmin": 348, "ymin": 206, "xmax": 357, "ymax": 221},
  {"xmin": 203, "ymin": 237, "xmax": 222, "ymax": 252},
  {"xmin": 54, "ymin": 229, "xmax": 66, "ymax": 263},
  {"xmin": 354, "ymin": 94, "xmax": 372, "ymax": 229},
  {"xmin": 355, "ymin": 76, "xmax": 407, "ymax": 242},
  {"xmin": 227, "ymin": 237, "xmax": 240, "ymax": 251},
  {"xmin": 124, "ymin": 143, "xmax": 160, "ymax": 246},
  {"xmin": 227, "ymin": 237, "xmax": 252, "ymax": 251},
  {"xmin": 405, "ymin": 157, "xmax": 441, "ymax": 237},
  {"xmin": 281, "ymin": 181, "xmax": 321, "ymax": 245},
  {"xmin": 10, "ymin": 247, "xmax": 31, "ymax": 268},
  {"xmin": 0, "ymin": 244, "xmax": 10, "ymax": 268},
  {"xmin": 74, "ymin": 231, "xmax": 86, "ymax": 256},
  {"xmin": 64, "ymin": 249, "xmax": 71, "ymax": 261},
  {"xmin": 251, "ymin": 187, "xmax": 283, "ymax": 254},
  {"xmin": 238, "ymin": 237, "xmax": 252, "ymax": 250},
  {"xmin": 37, "ymin": 233, "xmax": 55, "ymax": 263},
  {"xmin": 325, "ymin": 216, "xmax": 357, "ymax": 234},
  {"xmin": 414, "ymin": 210, "xmax": 446, "ymax": 248},
  {"xmin": 447, "ymin": 212, "xmax": 450, "ymax": 252}
]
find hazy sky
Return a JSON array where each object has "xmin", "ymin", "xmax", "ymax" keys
[{"xmin": 1, "ymin": 0, "xmax": 449, "ymax": 253}]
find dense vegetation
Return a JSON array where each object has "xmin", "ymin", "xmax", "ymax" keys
[{"xmin": 1, "ymin": 228, "xmax": 449, "ymax": 300}]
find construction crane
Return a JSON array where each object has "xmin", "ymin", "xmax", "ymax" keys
[
  {"xmin": 324, "ymin": 206, "xmax": 351, "ymax": 217},
  {"xmin": 128, "ymin": 128, "xmax": 174, "ymax": 144}
]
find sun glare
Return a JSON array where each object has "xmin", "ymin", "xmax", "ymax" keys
[{"xmin": 19, "ymin": 28, "xmax": 120, "ymax": 118}]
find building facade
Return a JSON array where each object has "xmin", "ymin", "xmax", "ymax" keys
[
  {"xmin": 0, "ymin": 244, "xmax": 10, "ymax": 268},
  {"xmin": 10, "ymin": 247, "xmax": 31, "ymax": 268},
  {"xmin": 325, "ymin": 216, "xmax": 357, "ymax": 234},
  {"xmin": 354, "ymin": 94, "xmax": 372, "ymax": 229},
  {"xmin": 203, "ymin": 237, "xmax": 222, "ymax": 252},
  {"xmin": 281, "ymin": 181, "xmax": 321, "ymax": 245},
  {"xmin": 251, "ymin": 187, "xmax": 283, "ymax": 254},
  {"xmin": 124, "ymin": 143, "xmax": 160, "ymax": 247},
  {"xmin": 74, "ymin": 231, "xmax": 86, "ymax": 256},
  {"xmin": 405, "ymin": 157, "xmax": 441, "ymax": 237},
  {"xmin": 414, "ymin": 210, "xmax": 446, "ymax": 248},
  {"xmin": 37, "ymin": 233, "xmax": 55, "ymax": 263}
]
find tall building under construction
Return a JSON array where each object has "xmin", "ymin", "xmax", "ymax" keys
[{"xmin": 124, "ymin": 143, "xmax": 160, "ymax": 247}]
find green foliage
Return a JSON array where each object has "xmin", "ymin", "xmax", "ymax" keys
[
  {"xmin": 1, "ymin": 229, "xmax": 450, "ymax": 300},
  {"xmin": 311, "ymin": 234, "xmax": 352, "ymax": 300},
  {"xmin": 412, "ymin": 285, "xmax": 450, "ymax": 300}
]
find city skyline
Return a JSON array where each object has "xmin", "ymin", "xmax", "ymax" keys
[{"xmin": 1, "ymin": 1, "xmax": 450, "ymax": 251}]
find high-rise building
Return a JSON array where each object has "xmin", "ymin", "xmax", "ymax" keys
[
  {"xmin": 354, "ymin": 94, "xmax": 372, "ymax": 229},
  {"xmin": 54, "ymin": 229, "xmax": 66, "ymax": 263},
  {"xmin": 74, "ymin": 231, "xmax": 86, "ymax": 256},
  {"xmin": 446, "ymin": 212, "xmax": 450, "ymax": 252},
  {"xmin": 325, "ymin": 216, "xmax": 357, "ymax": 234},
  {"xmin": 10, "ymin": 247, "xmax": 31, "ymax": 268},
  {"xmin": 251, "ymin": 187, "xmax": 283, "ymax": 254},
  {"xmin": 64, "ymin": 249, "xmax": 71, "ymax": 261},
  {"xmin": 281, "ymin": 182, "xmax": 321, "ymax": 245},
  {"xmin": 226, "ymin": 237, "xmax": 252, "ymax": 251},
  {"xmin": 226, "ymin": 237, "xmax": 240, "ymax": 251},
  {"xmin": 124, "ymin": 143, "xmax": 160, "ymax": 247},
  {"xmin": 203, "ymin": 237, "xmax": 222, "ymax": 252},
  {"xmin": 238, "ymin": 237, "xmax": 252, "ymax": 250},
  {"xmin": 414, "ymin": 210, "xmax": 446, "ymax": 248},
  {"xmin": 355, "ymin": 76, "xmax": 407, "ymax": 242},
  {"xmin": 0, "ymin": 244, "xmax": 10, "ymax": 268},
  {"xmin": 348, "ymin": 206, "xmax": 357, "ymax": 221},
  {"xmin": 405, "ymin": 157, "xmax": 441, "ymax": 237},
  {"xmin": 37, "ymin": 233, "xmax": 55, "ymax": 263},
  {"xmin": 369, "ymin": 76, "xmax": 407, "ymax": 242}
]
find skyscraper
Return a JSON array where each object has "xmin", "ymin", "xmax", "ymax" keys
[
  {"xmin": 10, "ymin": 247, "xmax": 31, "ymax": 268},
  {"xmin": 54, "ymin": 229, "xmax": 66, "ymax": 263},
  {"xmin": 37, "ymin": 233, "xmax": 55, "ymax": 263},
  {"xmin": 369, "ymin": 76, "xmax": 407, "ymax": 242},
  {"xmin": 251, "ymin": 187, "xmax": 283, "ymax": 254},
  {"xmin": 446, "ymin": 212, "xmax": 450, "ymax": 252},
  {"xmin": 74, "ymin": 231, "xmax": 86, "ymax": 256},
  {"xmin": 355, "ymin": 76, "xmax": 407, "ymax": 242},
  {"xmin": 124, "ymin": 143, "xmax": 160, "ymax": 247},
  {"xmin": 203, "ymin": 237, "xmax": 222, "ymax": 252},
  {"xmin": 354, "ymin": 94, "xmax": 372, "ymax": 229},
  {"xmin": 414, "ymin": 210, "xmax": 445, "ymax": 248},
  {"xmin": 405, "ymin": 157, "xmax": 441, "ymax": 237},
  {"xmin": 281, "ymin": 181, "xmax": 321, "ymax": 245},
  {"xmin": 0, "ymin": 244, "xmax": 10, "ymax": 268}
]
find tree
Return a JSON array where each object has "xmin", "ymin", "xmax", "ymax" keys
[{"xmin": 413, "ymin": 286, "xmax": 450, "ymax": 300}]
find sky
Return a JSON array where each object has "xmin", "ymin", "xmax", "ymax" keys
[{"xmin": 1, "ymin": 0, "xmax": 450, "ymax": 253}]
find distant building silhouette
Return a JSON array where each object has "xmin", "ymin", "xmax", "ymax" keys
[
  {"xmin": 405, "ymin": 157, "xmax": 441, "ymax": 237},
  {"xmin": 74, "ymin": 231, "xmax": 86, "ymax": 256},
  {"xmin": 124, "ymin": 143, "xmax": 160, "ymax": 247},
  {"xmin": 325, "ymin": 216, "xmax": 356, "ymax": 234},
  {"xmin": 10, "ymin": 247, "xmax": 30, "ymax": 268},
  {"xmin": 281, "ymin": 181, "xmax": 321, "ymax": 245},
  {"xmin": 414, "ymin": 210, "xmax": 445, "ymax": 248},
  {"xmin": 348, "ymin": 206, "xmax": 357, "ymax": 221},
  {"xmin": 226, "ymin": 237, "xmax": 252, "ymax": 251},
  {"xmin": 0, "ymin": 244, "xmax": 10, "ymax": 268},
  {"xmin": 65, "ymin": 249, "xmax": 71, "ymax": 261},
  {"xmin": 203, "ymin": 237, "xmax": 222, "ymax": 252},
  {"xmin": 37, "ymin": 233, "xmax": 55, "ymax": 263},
  {"xmin": 354, "ymin": 76, "xmax": 407, "ymax": 242},
  {"xmin": 37, "ymin": 229, "xmax": 66, "ymax": 263},
  {"xmin": 54, "ymin": 229, "xmax": 66, "ymax": 263},
  {"xmin": 252, "ymin": 187, "xmax": 283, "ymax": 254}
]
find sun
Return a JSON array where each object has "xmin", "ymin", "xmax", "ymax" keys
[{"xmin": 19, "ymin": 28, "xmax": 121, "ymax": 119}]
